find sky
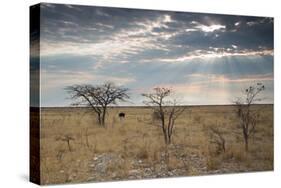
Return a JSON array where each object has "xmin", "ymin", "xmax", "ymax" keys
[{"xmin": 36, "ymin": 3, "xmax": 274, "ymax": 106}]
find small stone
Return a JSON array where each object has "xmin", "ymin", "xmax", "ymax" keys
[
  {"xmin": 68, "ymin": 176, "xmax": 73, "ymax": 181},
  {"xmin": 168, "ymin": 171, "xmax": 174, "ymax": 176},
  {"xmin": 87, "ymin": 177, "xmax": 95, "ymax": 181},
  {"xmin": 129, "ymin": 169, "xmax": 140, "ymax": 175},
  {"xmin": 111, "ymin": 172, "xmax": 117, "ymax": 178},
  {"xmin": 93, "ymin": 157, "xmax": 98, "ymax": 161}
]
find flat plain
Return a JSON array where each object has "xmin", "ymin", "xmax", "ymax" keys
[{"xmin": 39, "ymin": 104, "xmax": 273, "ymax": 184}]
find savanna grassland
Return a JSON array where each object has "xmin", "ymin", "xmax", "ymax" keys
[{"xmin": 39, "ymin": 104, "xmax": 273, "ymax": 185}]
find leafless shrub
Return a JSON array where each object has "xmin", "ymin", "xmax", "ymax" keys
[
  {"xmin": 122, "ymin": 137, "xmax": 130, "ymax": 158},
  {"xmin": 208, "ymin": 127, "xmax": 226, "ymax": 155},
  {"xmin": 234, "ymin": 83, "xmax": 265, "ymax": 151},
  {"xmin": 142, "ymin": 87, "xmax": 186, "ymax": 145},
  {"xmin": 56, "ymin": 149, "xmax": 66, "ymax": 161},
  {"xmin": 56, "ymin": 135, "xmax": 75, "ymax": 152},
  {"xmin": 193, "ymin": 115, "xmax": 201, "ymax": 123},
  {"xmin": 206, "ymin": 156, "xmax": 221, "ymax": 170},
  {"xmin": 137, "ymin": 147, "xmax": 149, "ymax": 160}
]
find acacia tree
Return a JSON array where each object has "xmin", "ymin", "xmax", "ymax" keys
[
  {"xmin": 142, "ymin": 87, "xmax": 185, "ymax": 145},
  {"xmin": 234, "ymin": 83, "xmax": 265, "ymax": 152},
  {"xmin": 65, "ymin": 82, "xmax": 129, "ymax": 127}
]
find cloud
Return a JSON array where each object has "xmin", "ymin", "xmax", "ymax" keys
[
  {"xmin": 184, "ymin": 73, "xmax": 273, "ymax": 85},
  {"xmin": 154, "ymin": 73, "xmax": 273, "ymax": 90},
  {"xmin": 40, "ymin": 4, "xmax": 273, "ymax": 63},
  {"xmin": 40, "ymin": 14, "xmax": 176, "ymax": 63},
  {"xmin": 141, "ymin": 48, "xmax": 273, "ymax": 63},
  {"xmin": 150, "ymin": 73, "xmax": 273, "ymax": 105},
  {"xmin": 234, "ymin": 22, "xmax": 240, "ymax": 26},
  {"xmin": 41, "ymin": 69, "xmax": 136, "ymax": 92},
  {"xmin": 38, "ymin": 3, "xmax": 274, "ymax": 106},
  {"xmin": 194, "ymin": 24, "xmax": 226, "ymax": 32},
  {"xmin": 246, "ymin": 18, "xmax": 273, "ymax": 27}
]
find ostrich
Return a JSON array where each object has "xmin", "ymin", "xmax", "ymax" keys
[{"xmin": 118, "ymin": 112, "xmax": 125, "ymax": 120}]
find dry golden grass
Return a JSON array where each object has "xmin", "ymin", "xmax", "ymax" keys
[{"xmin": 39, "ymin": 104, "xmax": 273, "ymax": 184}]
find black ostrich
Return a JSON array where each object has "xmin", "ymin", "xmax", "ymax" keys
[{"xmin": 118, "ymin": 112, "xmax": 125, "ymax": 120}]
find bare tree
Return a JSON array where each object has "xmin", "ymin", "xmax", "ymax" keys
[
  {"xmin": 234, "ymin": 83, "xmax": 265, "ymax": 151},
  {"xmin": 142, "ymin": 87, "xmax": 185, "ymax": 145},
  {"xmin": 65, "ymin": 82, "xmax": 129, "ymax": 127},
  {"xmin": 208, "ymin": 127, "xmax": 226, "ymax": 154}
]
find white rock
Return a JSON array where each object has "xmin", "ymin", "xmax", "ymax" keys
[{"xmin": 93, "ymin": 157, "xmax": 98, "ymax": 161}]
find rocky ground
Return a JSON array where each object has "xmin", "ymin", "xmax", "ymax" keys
[
  {"xmin": 49, "ymin": 146, "xmax": 263, "ymax": 185},
  {"xmin": 84, "ymin": 144, "xmax": 253, "ymax": 182},
  {"xmin": 51, "ymin": 143, "xmax": 266, "ymax": 184}
]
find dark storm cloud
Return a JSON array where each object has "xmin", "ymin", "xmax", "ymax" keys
[
  {"xmin": 40, "ymin": 3, "xmax": 274, "ymax": 65},
  {"xmin": 41, "ymin": 3, "xmax": 161, "ymax": 43}
]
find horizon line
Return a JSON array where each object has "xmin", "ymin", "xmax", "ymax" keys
[{"xmin": 33, "ymin": 103, "xmax": 274, "ymax": 108}]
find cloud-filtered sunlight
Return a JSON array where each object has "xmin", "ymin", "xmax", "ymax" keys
[{"xmin": 36, "ymin": 3, "xmax": 273, "ymax": 106}]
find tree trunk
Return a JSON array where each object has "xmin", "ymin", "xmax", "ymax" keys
[
  {"xmin": 97, "ymin": 113, "xmax": 102, "ymax": 125},
  {"xmin": 162, "ymin": 131, "xmax": 172, "ymax": 145},
  {"xmin": 243, "ymin": 126, "xmax": 249, "ymax": 152},
  {"xmin": 101, "ymin": 107, "xmax": 107, "ymax": 127},
  {"xmin": 167, "ymin": 134, "xmax": 172, "ymax": 145},
  {"xmin": 163, "ymin": 131, "xmax": 168, "ymax": 145},
  {"xmin": 160, "ymin": 115, "xmax": 168, "ymax": 145},
  {"xmin": 167, "ymin": 123, "xmax": 173, "ymax": 145},
  {"xmin": 85, "ymin": 128, "xmax": 90, "ymax": 148},
  {"xmin": 222, "ymin": 140, "xmax": 226, "ymax": 153},
  {"xmin": 245, "ymin": 137, "xmax": 249, "ymax": 152},
  {"xmin": 243, "ymin": 130, "xmax": 249, "ymax": 152}
]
